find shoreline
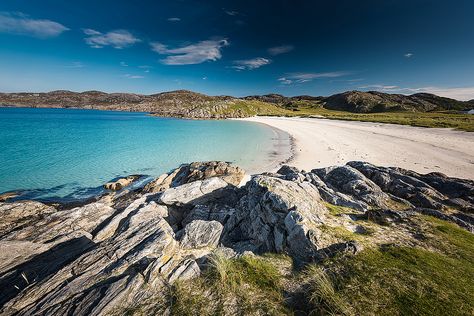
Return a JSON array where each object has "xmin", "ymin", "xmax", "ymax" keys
[
  {"xmin": 240, "ymin": 121, "xmax": 295, "ymax": 174},
  {"xmin": 238, "ymin": 116, "xmax": 474, "ymax": 179}
]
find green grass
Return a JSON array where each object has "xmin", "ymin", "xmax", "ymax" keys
[
  {"xmin": 313, "ymin": 217, "xmax": 474, "ymax": 316},
  {"xmin": 124, "ymin": 217, "xmax": 473, "ymax": 315},
  {"xmin": 269, "ymin": 106, "xmax": 474, "ymax": 132},
  {"xmin": 169, "ymin": 254, "xmax": 290, "ymax": 315}
]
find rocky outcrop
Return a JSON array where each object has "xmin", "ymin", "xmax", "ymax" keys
[
  {"xmin": 0, "ymin": 161, "xmax": 473, "ymax": 314},
  {"xmin": 103, "ymin": 175, "xmax": 141, "ymax": 191},
  {"xmin": 144, "ymin": 161, "xmax": 245, "ymax": 193}
]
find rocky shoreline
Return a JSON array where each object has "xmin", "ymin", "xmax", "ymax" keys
[{"xmin": 0, "ymin": 160, "xmax": 473, "ymax": 314}]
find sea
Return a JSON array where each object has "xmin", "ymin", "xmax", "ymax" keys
[{"xmin": 0, "ymin": 107, "xmax": 290, "ymax": 201}]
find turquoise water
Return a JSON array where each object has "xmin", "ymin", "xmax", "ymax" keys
[{"xmin": 0, "ymin": 108, "xmax": 282, "ymax": 201}]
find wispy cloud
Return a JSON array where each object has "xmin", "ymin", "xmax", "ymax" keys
[
  {"xmin": 124, "ymin": 74, "xmax": 144, "ymax": 79},
  {"xmin": 278, "ymin": 71, "xmax": 352, "ymax": 84},
  {"xmin": 232, "ymin": 57, "xmax": 271, "ymax": 70},
  {"xmin": 0, "ymin": 12, "xmax": 69, "ymax": 38},
  {"xmin": 224, "ymin": 10, "xmax": 239, "ymax": 16},
  {"xmin": 167, "ymin": 17, "xmax": 181, "ymax": 22},
  {"xmin": 83, "ymin": 29, "xmax": 141, "ymax": 49},
  {"xmin": 120, "ymin": 61, "xmax": 128, "ymax": 67},
  {"xmin": 358, "ymin": 84, "xmax": 399, "ymax": 90},
  {"xmin": 151, "ymin": 39, "xmax": 229, "ymax": 65},
  {"xmin": 404, "ymin": 53, "xmax": 413, "ymax": 58},
  {"xmin": 268, "ymin": 45, "xmax": 294, "ymax": 56}
]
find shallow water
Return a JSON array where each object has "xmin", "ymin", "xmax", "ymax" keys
[{"xmin": 0, "ymin": 107, "xmax": 287, "ymax": 200}]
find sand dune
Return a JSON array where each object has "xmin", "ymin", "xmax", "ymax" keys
[{"xmin": 241, "ymin": 116, "xmax": 474, "ymax": 179}]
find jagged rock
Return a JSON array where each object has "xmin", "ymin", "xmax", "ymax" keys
[
  {"xmin": 103, "ymin": 175, "xmax": 141, "ymax": 191},
  {"xmin": 179, "ymin": 220, "xmax": 223, "ymax": 249},
  {"xmin": 312, "ymin": 165, "xmax": 391, "ymax": 208},
  {"xmin": 168, "ymin": 259, "xmax": 200, "ymax": 284},
  {"xmin": 314, "ymin": 241, "xmax": 362, "ymax": 261},
  {"xmin": 1, "ymin": 160, "xmax": 473, "ymax": 314},
  {"xmin": 414, "ymin": 208, "xmax": 474, "ymax": 233},
  {"xmin": 0, "ymin": 201, "xmax": 56, "ymax": 236},
  {"xmin": 223, "ymin": 175, "xmax": 328, "ymax": 262},
  {"xmin": 305, "ymin": 172, "xmax": 368, "ymax": 211},
  {"xmin": 366, "ymin": 209, "xmax": 416, "ymax": 226},
  {"xmin": 347, "ymin": 161, "xmax": 468, "ymax": 210},
  {"xmin": 144, "ymin": 161, "xmax": 245, "ymax": 193},
  {"xmin": 159, "ymin": 177, "xmax": 230, "ymax": 206},
  {"xmin": 0, "ymin": 203, "xmax": 178, "ymax": 315}
]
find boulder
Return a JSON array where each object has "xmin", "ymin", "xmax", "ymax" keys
[
  {"xmin": 104, "ymin": 175, "xmax": 141, "ymax": 191},
  {"xmin": 312, "ymin": 165, "xmax": 391, "ymax": 208},
  {"xmin": 223, "ymin": 175, "xmax": 328, "ymax": 262},
  {"xmin": 159, "ymin": 177, "xmax": 230, "ymax": 206},
  {"xmin": 144, "ymin": 161, "xmax": 245, "ymax": 193}
]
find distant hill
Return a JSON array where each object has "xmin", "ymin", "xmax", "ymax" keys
[
  {"xmin": 322, "ymin": 91, "xmax": 470, "ymax": 113},
  {"xmin": 0, "ymin": 90, "xmax": 288, "ymax": 118},
  {"xmin": 0, "ymin": 89, "xmax": 472, "ymax": 118}
]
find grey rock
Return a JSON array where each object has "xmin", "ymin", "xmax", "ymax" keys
[
  {"xmin": 144, "ymin": 161, "xmax": 245, "ymax": 193},
  {"xmin": 224, "ymin": 175, "xmax": 328, "ymax": 262},
  {"xmin": 159, "ymin": 177, "xmax": 229, "ymax": 206},
  {"xmin": 168, "ymin": 259, "xmax": 200, "ymax": 284},
  {"xmin": 314, "ymin": 165, "xmax": 391, "ymax": 208},
  {"xmin": 179, "ymin": 220, "xmax": 223, "ymax": 249}
]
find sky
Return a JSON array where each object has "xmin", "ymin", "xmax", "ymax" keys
[{"xmin": 0, "ymin": 0, "xmax": 473, "ymax": 99}]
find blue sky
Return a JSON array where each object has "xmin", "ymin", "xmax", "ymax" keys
[{"xmin": 0, "ymin": 0, "xmax": 473, "ymax": 99}]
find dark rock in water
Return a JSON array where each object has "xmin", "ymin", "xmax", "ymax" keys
[
  {"xmin": 0, "ymin": 160, "xmax": 473, "ymax": 314},
  {"xmin": 103, "ymin": 175, "xmax": 141, "ymax": 191},
  {"xmin": 0, "ymin": 192, "xmax": 19, "ymax": 202}
]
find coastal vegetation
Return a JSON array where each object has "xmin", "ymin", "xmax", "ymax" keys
[
  {"xmin": 1, "ymin": 89, "xmax": 472, "ymax": 131},
  {"xmin": 133, "ymin": 217, "xmax": 474, "ymax": 315}
]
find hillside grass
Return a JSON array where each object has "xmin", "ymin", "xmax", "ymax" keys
[
  {"xmin": 261, "ymin": 104, "xmax": 474, "ymax": 131},
  {"xmin": 157, "ymin": 216, "xmax": 473, "ymax": 316}
]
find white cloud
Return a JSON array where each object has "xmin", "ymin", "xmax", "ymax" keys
[
  {"xmin": 202, "ymin": 76, "xmax": 207, "ymax": 80},
  {"xmin": 124, "ymin": 74, "xmax": 144, "ymax": 79},
  {"xmin": 120, "ymin": 61, "xmax": 128, "ymax": 67},
  {"xmin": 232, "ymin": 57, "xmax": 271, "ymax": 70},
  {"xmin": 402, "ymin": 86, "xmax": 474, "ymax": 101},
  {"xmin": 278, "ymin": 77, "xmax": 293, "ymax": 85},
  {"xmin": 358, "ymin": 84, "xmax": 399, "ymax": 91},
  {"xmin": 404, "ymin": 53, "xmax": 413, "ymax": 58},
  {"xmin": 0, "ymin": 12, "xmax": 69, "ymax": 38},
  {"xmin": 224, "ymin": 10, "xmax": 239, "ymax": 16},
  {"xmin": 83, "ymin": 29, "xmax": 141, "ymax": 49},
  {"xmin": 167, "ymin": 17, "xmax": 181, "ymax": 22},
  {"xmin": 268, "ymin": 45, "xmax": 294, "ymax": 56},
  {"xmin": 278, "ymin": 71, "xmax": 352, "ymax": 84},
  {"xmin": 150, "ymin": 39, "xmax": 229, "ymax": 65}
]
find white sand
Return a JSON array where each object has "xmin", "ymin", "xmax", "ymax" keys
[{"xmin": 240, "ymin": 116, "xmax": 474, "ymax": 179}]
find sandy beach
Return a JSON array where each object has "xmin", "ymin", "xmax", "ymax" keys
[{"xmin": 240, "ymin": 116, "xmax": 474, "ymax": 179}]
